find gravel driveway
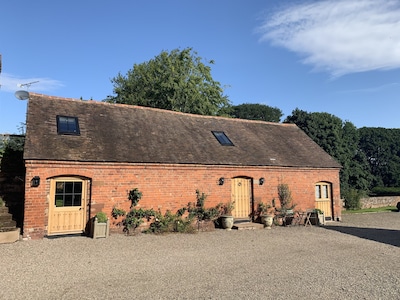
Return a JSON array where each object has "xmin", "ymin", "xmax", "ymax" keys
[{"xmin": 0, "ymin": 212, "xmax": 399, "ymax": 300}]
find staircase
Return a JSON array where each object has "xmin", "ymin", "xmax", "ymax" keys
[{"xmin": 0, "ymin": 206, "xmax": 20, "ymax": 243}]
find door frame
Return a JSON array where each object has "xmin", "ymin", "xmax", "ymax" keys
[
  {"xmin": 47, "ymin": 176, "xmax": 90, "ymax": 235},
  {"xmin": 231, "ymin": 176, "xmax": 253, "ymax": 219},
  {"xmin": 314, "ymin": 181, "xmax": 333, "ymax": 221}
]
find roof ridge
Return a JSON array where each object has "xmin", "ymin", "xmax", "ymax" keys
[{"xmin": 28, "ymin": 93, "xmax": 295, "ymax": 127}]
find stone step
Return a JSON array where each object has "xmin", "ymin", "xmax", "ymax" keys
[
  {"xmin": 0, "ymin": 226, "xmax": 18, "ymax": 232},
  {"xmin": 233, "ymin": 222, "xmax": 264, "ymax": 230},
  {"xmin": 0, "ymin": 220, "xmax": 17, "ymax": 228},
  {"xmin": 0, "ymin": 207, "xmax": 17, "ymax": 231},
  {"xmin": 0, "ymin": 206, "xmax": 9, "ymax": 215}
]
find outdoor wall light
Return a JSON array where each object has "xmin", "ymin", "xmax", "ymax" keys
[
  {"xmin": 259, "ymin": 178, "xmax": 265, "ymax": 185},
  {"xmin": 31, "ymin": 176, "xmax": 40, "ymax": 187},
  {"xmin": 218, "ymin": 177, "xmax": 225, "ymax": 185}
]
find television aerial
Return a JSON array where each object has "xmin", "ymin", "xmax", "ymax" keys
[
  {"xmin": 17, "ymin": 80, "xmax": 39, "ymax": 89},
  {"xmin": 15, "ymin": 80, "xmax": 39, "ymax": 100}
]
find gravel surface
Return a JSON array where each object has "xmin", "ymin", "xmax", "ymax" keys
[{"xmin": 0, "ymin": 212, "xmax": 399, "ymax": 300}]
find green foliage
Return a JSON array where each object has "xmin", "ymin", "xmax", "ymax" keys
[
  {"xmin": 95, "ymin": 211, "xmax": 108, "ymax": 223},
  {"xmin": 277, "ymin": 183, "xmax": 293, "ymax": 210},
  {"xmin": 218, "ymin": 201, "xmax": 235, "ymax": 216},
  {"xmin": 123, "ymin": 207, "xmax": 155, "ymax": 232},
  {"xmin": 313, "ymin": 208, "xmax": 323, "ymax": 214},
  {"xmin": 113, "ymin": 188, "xmax": 155, "ymax": 233},
  {"xmin": 343, "ymin": 189, "xmax": 365, "ymax": 210},
  {"xmin": 371, "ymin": 186, "xmax": 400, "ymax": 196},
  {"xmin": 0, "ymin": 135, "xmax": 25, "ymax": 156},
  {"xmin": 359, "ymin": 127, "xmax": 400, "ymax": 189},
  {"xmin": 186, "ymin": 190, "xmax": 221, "ymax": 221},
  {"xmin": 285, "ymin": 109, "xmax": 371, "ymax": 195},
  {"xmin": 146, "ymin": 209, "xmax": 195, "ymax": 234},
  {"xmin": 128, "ymin": 188, "xmax": 142, "ymax": 207},
  {"xmin": 111, "ymin": 207, "xmax": 126, "ymax": 218},
  {"xmin": 231, "ymin": 103, "xmax": 282, "ymax": 122},
  {"xmin": 342, "ymin": 206, "xmax": 396, "ymax": 214},
  {"xmin": 107, "ymin": 47, "xmax": 232, "ymax": 116},
  {"xmin": 257, "ymin": 201, "xmax": 273, "ymax": 215}
]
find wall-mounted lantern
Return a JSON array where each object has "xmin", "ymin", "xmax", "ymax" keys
[
  {"xmin": 259, "ymin": 177, "xmax": 265, "ymax": 185},
  {"xmin": 218, "ymin": 177, "xmax": 225, "ymax": 185},
  {"xmin": 31, "ymin": 176, "xmax": 40, "ymax": 187}
]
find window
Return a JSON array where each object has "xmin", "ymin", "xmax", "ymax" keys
[
  {"xmin": 57, "ymin": 115, "xmax": 80, "ymax": 135},
  {"xmin": 315, "ymin": 182, "xmax": 330, "ymax": 200},
  {"xmin": 212, "ymin": 131, "xmax": 234, "ymax": 146},
  {"xmin": 55, "ymin": 181, "xmax": 82, "ymax": 207}
]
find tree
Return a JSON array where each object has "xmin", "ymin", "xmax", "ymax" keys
[
  {"xmin": 358, "ymin": 127, "xmax": 400, "ymax": 188},
  {"xmin": 285, "ymin": 109, "xmax": 371, "ymax": 194},
  {"xmin": 106, "ymin": 48, "xmax": 231, "ymax": 116},
  {"xmin": 231, "ymin": 103, "xmax": 282, "ymax": 122}
]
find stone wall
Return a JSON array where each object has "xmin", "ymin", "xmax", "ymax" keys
[{"xmin": 360, "ymin": 196, "xmax": 400, "ymax": 209}]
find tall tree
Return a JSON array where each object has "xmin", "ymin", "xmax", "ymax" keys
[
  {"xmin": 106, "ymin": 48, "xmax": 231, "ymax": 116},
  {"xmin": 285, "ymin": 109, "xmax": 371, "ymax": 194},
  {"xmin": 231, "ymin": 103, "xmax": 282, "ymax": 122},
  {"xmin": 358, "ymin": 127, "xmax": 400, "ymax": 188}
]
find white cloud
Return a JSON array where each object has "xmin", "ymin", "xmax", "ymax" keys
[
  {"xmin": 258, "ymin": 0, "xmax": 400, "ymax": 77},
  {"xmin": 338, "ymin": 82, "xmax": 399, "ymax": 93},
  {"xmin": 0, "ymin": 73, "xmax": 63, "ymax": 93}
]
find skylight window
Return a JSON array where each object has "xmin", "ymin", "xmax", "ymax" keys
[
  {"xmin": 57, "ymin": 115, "xmax": 80, "ymax": 135},
  {"xmin": 212, "ymin": 131, "xmax": 234, "ymax": 146}
]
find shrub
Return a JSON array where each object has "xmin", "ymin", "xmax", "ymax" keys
[
  {"xmin": 95, "ymin": 211, "xmax": 108, "ymax": 223},
  {"xmin": 123, "ymin": 207, "xmax": 155, "ymax": 233},
  {"xmin": 371, "ymin": 187, "xmax": 400, "ymax": 196},
  {"xmin": 186, "ymin": 190, "xmax": 220, "ymax": 221},
  {"xmin": 146, "ymin": 209, "xmax": 195, "ymax": 234},
  {"xmin": 344, "ymin": 189, "xmax": 365, "ymax": 210},
  {"xmin": 278, "ymin": 183, "xmax": 294, "ymax": 210},
  {"xmin": 111, "ymin": 207, "xmax": 126, "ymax": 219}
]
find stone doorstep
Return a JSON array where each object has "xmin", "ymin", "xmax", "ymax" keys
[{"xmin": 233, "ymin": 222, "xmax": 264, "ymax": 230}]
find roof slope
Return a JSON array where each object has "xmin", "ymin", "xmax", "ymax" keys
[{"xmin": 24, "ymin": 94, "xmax": 341, "ymax": 168}]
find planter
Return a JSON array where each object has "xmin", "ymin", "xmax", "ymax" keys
[
  {"xmin": 0, "ymin": 228, "xmax": 20, "ymax": 244},
  {"xmin": 261, "ymin": 214, "xmax": 274, "ymax": 229},
  {"xmin": 91, "ymin": 217, "xmax": 110, "ymax": 238},
  {"xmin": 317, "ymin": 212, "xmax": 325, "ymax": 226},
  {"xmin": 220, "ymin": 215, "xmax": 234, "ymax": 230}
]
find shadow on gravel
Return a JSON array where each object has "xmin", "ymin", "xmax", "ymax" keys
[{"xmin": 324, "ymin": 226, "xmax": 400, "ymax": 247}]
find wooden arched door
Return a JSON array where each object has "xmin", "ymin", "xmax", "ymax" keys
[
  {"xmin": 315, "ymin": 181, "xmax": 333, "ymax": 221},
  {"xmin": 231, "ymin": 177, "xmax": 252, "ymax": 219}
]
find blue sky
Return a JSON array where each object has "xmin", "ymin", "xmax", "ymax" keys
[{"xmin": 1, "ymin": 0, "xmax": 400, "ymax": 134}]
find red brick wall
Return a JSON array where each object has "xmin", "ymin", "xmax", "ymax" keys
[{"xmin": 24, "ymin": 160, "xmax": 341, "ymax": 239}]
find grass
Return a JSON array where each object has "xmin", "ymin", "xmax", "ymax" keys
[{"xmin": 342, "ymin": 206, "xmax": 398, "ymax": 214}]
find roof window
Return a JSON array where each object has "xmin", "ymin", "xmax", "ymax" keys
[
  {"xmin": 212, "ymin": 131, "xmax": 234, "ymax": 146},
  {"xmin": 57, "ymin": 115, "xmax": 80, "ymax": 135}
]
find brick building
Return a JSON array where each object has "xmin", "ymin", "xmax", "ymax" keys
[{"xmin": 23, "ymin": 93, "xmax": 341, "ymax": 239}]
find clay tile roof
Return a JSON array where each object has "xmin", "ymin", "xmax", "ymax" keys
[{"xmin": 23, "ymin": 93, "xmax": 341, "ymax": 168}]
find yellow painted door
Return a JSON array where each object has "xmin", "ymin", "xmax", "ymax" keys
[
  {"xmin": 48, "ymin": 178, "xmax": 87, "ymax": 235},
  {"xmin": 231, "ymin": 178, "xmax": 252, "ymax": 218},
  {"xmin": 315, "ymin": 182, "xmax": 332, "ymax": 221}
]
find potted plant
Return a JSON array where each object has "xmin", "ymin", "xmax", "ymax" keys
[
  {"xmin": 91, "ymin": 211, "xmax": 110, "ymax": 238},
  {"xmin": 258, "ymin": 201, "xmax": 275, "ymax": 229},
  {"xmin": 277, "ymin": 183, "xmax": 296, "ymax": 226},
  {"xmin": 218, "ymin": 201, "xmax": 235, "ymax": 230}
]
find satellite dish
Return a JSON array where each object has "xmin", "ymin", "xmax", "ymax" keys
[{"xmin": 15, "ymin": 90, "xmax": 29, "ymax": 100}]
